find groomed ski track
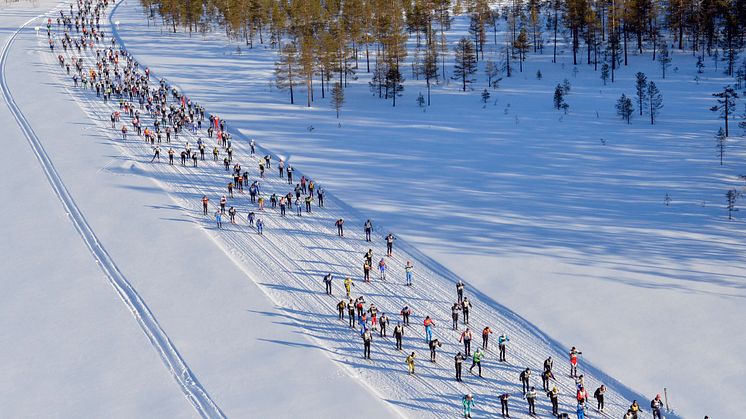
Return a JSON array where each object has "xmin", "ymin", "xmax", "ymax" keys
[
  {"xmin": 32, "ymin": 0, "xmax": 667, "ymax": 416},
  {"xmin": 0, "ymin": 6, "xmax": 225, "ymax": 419}
]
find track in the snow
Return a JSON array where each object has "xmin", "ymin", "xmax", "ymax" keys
[{"xmin": 0, "ymin": 6, "xmax": 225, "ymax": 419}]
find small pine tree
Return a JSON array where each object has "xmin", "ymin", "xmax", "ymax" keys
[
  {"xmin": 647, "ymin": 81, "xmax": 663, "ymax": 125},
  {"xmin": 453, "ymin": 37, "xmax": 478, "ymax": 91},
  {"xmin": 711, "ymin": 85, "xmax": 740, "ymax": 136},
  {"xmin": 485, "ymin": 61, "xmax": 499, "ymax": 88},
  {"xmin": 600, "ymin": 63, "xmax": 610, "ymax": 85},
  {"xmin": 553, "ymin": 84, "xmax": 565, "ymax": 110},
  {"xmin": 417, "ymin": 92, "xmax": 425, "ymax": 107},
  {"xmin": 536, "ymin": 69, "xmax": 542, "ymax": 80},
  {"xmin": 562, "ymin": 78, "xmax": 571, "ymax": 93},
  {"xmin": 696, "ymin": 56, "xmax": 705, "ymax": 74},
  {"xmin": 658, "ymin": 41, "xmax": 672, "ymax": 79},
  {"xmin": 635, "ymin": 72, "xmax": 648, "ymax": 116},
  {"xmin": 616, "ymin": 94, "xmax": 634, "ymax": 123},
  {"xmin": 331, "ymin": 82, "xmax": 344, "ymax": 118},
  {"xmin": 481, "ymin": 88, "xmax": 491, "ymax": 104},
  {"xmin": 715, "ymin": 127, "xmax": 726, "ymax": 165},
  {"xmin": 726, "ymin": 189, "xmax": 739, "ymax": 220}
]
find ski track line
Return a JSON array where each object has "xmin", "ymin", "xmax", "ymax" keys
[
  {"xmin": 3, "ymin": 5, "xmax": 225, "ymax": 419},
  {"xmin": 39, "ymin": 2, "xmax": 669, "ymax": 416}
]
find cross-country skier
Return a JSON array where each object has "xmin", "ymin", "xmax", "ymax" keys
[
  {"xmin": 451, "ymin": 303, "xmax": 461, "ymax": 330},
  {"xmin": 482, "ymin": 326, "xmax": 492, "ymax": 350},
  {"xmin": 429, "ymin": 338, "xmax": 442, "ymax": 362},
  {"xmin": 460, "ymin": 328, "xmax": 473, "ymax": 356},
  {"xmin": 498, "ymin": 333, "xmax": 510, "ymax": 362},
  {"xmin": 462, "ymin": 394, "xmax": 474, "ymax": 419},
  {"xmin": 400, "ymin": 305, "xmax": 411, "ymax": 326},
  {"xmin": 335, "ymin": 218, "xmax": 344, "ymax": 236},
  {"xmin": 386, "ymin": 233, "xmax": 395, "ymax": 256},
  {"xmin": 526, "ymin": 386, "xmax": 537, "ymax": 415},
  {"xmin": 548, "ymin": 386, "xmax": 560, "ymax": 416},
  {"xmin": 456, "ymin": 280, "xmax": 465, "ymax": 302},
  {"xmin": 651, "ymin": 394, "xmax": 664, "ymax": 419},
  {"xmin": 228, "ymin": 206, "xmax": 236, "ymax": 223},
  {"xmin": 405, "ymin": 352, "xmax": 417, "ymax": 375},
  {"xmin": 364, "ymin": 219, "xmax": 373, "ymax": 241},
  {"xmin": 337, "ymin": 299, "xmax": 346, "ymax": 320},
  {"xmin": 542, "ymin": 368, "xmax": 555, "ymax": 392},
  {"xmin": 500, "ymin": 393, "xmax": 510, "ymax": 417},
  {"xmin": 423, "ymin": 316, "xmax": 435, "ymax": 342},
  {"xmin": 323, "ymin": 273, "xmax": 333, "ymax": 295},
  {"xmin": 344, "ymin": 276, "xmax": 354, "ymax": 297},
  {"xmin": 379, "ymin": 313, "xmax": 389, "ymax": 337},
  {"xmin": 405, "ymin": 261, "xmax": 413, "ymax": 286},
  {"xmin": 520, "ymin": 368, "xmax": 532, "ymax": 394},
  {"xmin": 215, "ymin": 211, "xmax": 222, "ymax": 229},
  {"xmin": 454, "ymin": 351, "xmax": 465, "ymax": 381},
  {"xmin": 393, "ymin": 322, "xmax": 403, "ymax": 350},
  {"xmin": 594, "ymin": 385, "xmax": 606, "ymax": 412},
  {"xmin": 201, "ymin": 195, "xmax": 209, "ymax": 215},
  {"xmin": 569, "ymin": 347, "xmax": 583, "ymax": 378},
  {"xmin": 469, "ymin": 348, "xmax": 483, "ymax": 377},
  {"xmin": 378, "ymin": 258, "xmax": 386, "ymax": 280},
  {"xmin": 348, "ymin": 300, "xmax": 356, "ymax": 328},
  {"xmin": 362, "ymin": 328, "xmax": 372, "ymax": 359},
  {"xmin": 256, "ymin": 218, "xmax": 263, "ymax": 235},
  {"xmin": 461, "ymin": 297, "xmax": 472, "ymax": 324}
]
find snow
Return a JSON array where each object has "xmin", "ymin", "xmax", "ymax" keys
[
  {"xmin": 1, "ymin": 0, "xmax": 743, "ymax": 417},
  {"xmin": 107, "ymin": 1, "xmax": 745, "ymax": 418}
]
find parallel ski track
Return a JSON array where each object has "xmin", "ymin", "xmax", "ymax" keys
[
  {"xmin": 35, "ymin": 1, "xmax": 661, "ymax": 416},
  {"xmin": 2, "ymin": 5, "xmax": 225, "ymax": 419}
]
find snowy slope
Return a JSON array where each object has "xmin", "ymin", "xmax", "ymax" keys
[
  {"xmin": 109, "ymin": 0, "xmax": 746, "ymax": 418},
  {"xmin": 13, "ymin": 0, "xmax": 684, "ymax": 417},
  {"xmin": 0, "ymin": 2, "xmax": 397, "ymax": 418}
]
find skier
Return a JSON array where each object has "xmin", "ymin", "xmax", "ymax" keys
[
  {"xmin": 423, "ymin": 316, "xmax": 435, "ymax": 343},
  {"xmin": 404, "ymin": 260, "xmax": 413, "ymax": 286},
  {"xmin": 459, "ymin": 328, "xmax": 473, "ymax": 356},
  {"xmin": 337, "ymin": 299, "xmax": 346, "ymax": 320},
  {"xmin": 335, "ymin": 218, "xmax": 344, "ymax": 236},
  {"xmin": 482, "ymin": 326, "xmax": 492, "ymax": 350},
  {"xmin": 393, "ymin": 322, "xmax": 403, "ymax": 350},
  {"xmin": 629, "ymin": 400, "xmax": 641, "ymax": 419},
  {"xmin": 344, "ymin": 276, "xmax": 354, "ymax": 298},
  {"xmin": 594, "ymin": 385, "xmax": 606, "ymax": 412},
  {"xmin": 454, "ymin": 351, "xmax": 465, "ymax": 381},
  {"xmin": 386, "ymin": 233, "xmax": 395, "ymax": 256},
  {"xmin": 456, "ymin": 279, "xmax": 465, "ymax": 303},
  {"xmin": 364, "ymin": 219, "xmax": 373, "ymax": 241},
  {"xmin": 379, "ymin": 313, "xmax": 388, "ymax": 337},
  {"xmin": 461, "ymin": 297, "xmax": 472, "ymax": 324},
  {"xmin": 526, "ymin": 386, "xmax": 537, "ymax": 415},
  {"xmin": 451, "ymin": 303, "xmax": 461, "ymax": 330},
  {"xmin": 348, "ymin": 299, "xmax": 356, "ymax": 328},
  {"xmin": 500, "ymin": 393, "xmax": 510, "ymax": 417},
  {"xmin": 520, "ymin": 368, "xmax": 532, "ymax": 394},
  {"xmin": 150, "ymin": 146, "xmax": 160, "ymax": 162},
  {"xmin": 428, "ymin": 338, "xmax": 442, "ymax": 362},
  {"xmin": 462, "ymin": 394, "xmax": 474, "ymax": 419},
  {"xmin": 548, "ymin": 386, "xmax": 560, "ymax": 416},
  {"xmin": 323, "ymin": 273, "xmax": 333, "ymax": 295},
  {"xmin": 542, "ymin": 368, "xmax": 555, "ymax": 392},
  {"xmin": 576, "ymin": 403, "xmax": 585, "ymax": 419},
  {"xmin": 576, "ymin": 386, "xmax": 589, "ymax": 410},
  {"xmin": 201, "ymin": 195, "xmax": 209, "ymax": 215},
  {"xmin": 363, "ymin": 261, "xmax": 371, "ymax": 282},
  {"xmin": 247, "ymin": 211, "xmax": 255, "ymax": 226},
  {"xmin": 651, "ymin": 394, "xmax": 664, "ymax": 419},
  {"xmin": 215, "ymin": 211, "xmax": 222, "ymax": 229},
  {"xmin": 569, "ymin": 346, "xmax": 583, "ymax": 378},
  {"xmin": 400, "ymin": 305, "xmax": 411, "ymax": 325},
  {"xmin": 544, "ymin": 356, "xmax": 554, "ymax": 374},
  {"xmin": 378, "ymin": 258, "xmax": 386, "ymax": 280},
  {"xmin": 469, "ymin": 348, "xmax": 483, "ymax": 377},
  {"xmin": 256, "ymin": 218, "xmax": 263, "ymax": 235},
  {"xmin": 220, "ymin": 195, "xmax": 227, "ymax": 214},
  {"xmin": 168, "ymin": 148, "xmax": 174, "ymax": 165},
  {"xmin": 317, "ymin": 187, "xmax": 324, "ymax": 207},
  {"xmin": 498, "ymin": 333, "xmax": 510, "ymax": 362},
  {"xmin": 362, "ymin": 328, "xmax": 373, "ymax": 359},
  {"xmin": 406, "ymin": 352, "xmax": 416, "ymax": 375},
  {"xmin": 228, "ymin": 206, "xmax": 236, "ymax": 223}
]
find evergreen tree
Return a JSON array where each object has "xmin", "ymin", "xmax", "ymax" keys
[
  {"xmin": 422, "ymin": 41, "xmax": 439, "ymax": 106},
  {"xmin": 715, "ymin": 127, "xmax": 726, "ymax": 165},
  {"xmin": 481, "ymin": 88, "xmax": 491, "ymax": 104},
  {"xmin": 658, "ymin": 41, "xmax": 671, "ymax": 79},
  {"xmin": 600, "ymin": 63, "xmax": 610, "ymax": 85},
  {"xmin": 331, "ymin": 82, "xmax": 344, "ymax": 118},
  {"xmin": 635, "ymin": 72, "xmax": 648, "ymax": 116},
  {"xmin": 453, "ymin": 37, "xmax": 477, "ymax": 91},
  {"xmin": 647, "ymin": 81, "xmax": 663, "ymax": 125},
  {"xmin": 553, "ymin": 84, "xmax": 565, "ymax": 110},
  {"xmin": 485, "ymin": 61, "xmax": 499, "ymax": 88},
  {"xmin": 275, "ymin": 43, "xmax": 300, "ymax": 104},
  {"xmin": 616, "ymin": 93, "xmax": 634, "ymax": 123},
  {"xmin": 513, "ymin": 28, "xmax": 530, "ymax": 72},
  {"xmin": 726, "ymin": 189, "xmax": 738, "ymax": 220},
  {"xmin": 710, "ymin": 86, "xmax": 740, "ymax": 136}
]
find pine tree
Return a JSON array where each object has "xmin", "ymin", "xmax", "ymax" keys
[
  {"xmin": 553, "ymin": 84, "xmax": 565, "ymax": 110},
  {"xmin": 635, "ymin": 72, "xmax": 647, "ymax": 116},
  {"xmin": 275, "ymin": 43, "xmax": 300, "ymax": 104},
  {"xmin": 331, "ymin": 82, "xmax": 344, "ymax": 118},
  {"xmin": 726, "ymin": 189, "xmax": 738, "ymax": 220},
  {"xmin": 513, "ymin": 28, "xmax": 530, "ymax": 72},
  {"xmin": 453, "ymin": 37, "xmax": 477, "ymax": 91},
  {"xmin": 658, "ymin": 41, "xmax": 671, "ymax": 79},
  {"xmin": 710, "ymin": 86, "xmax": 740, "ymax": 136},
  {"xmin": 485, "ymin": 60, "xmax": 499, "ymax": 88},
  {"xmin": 647, "ymin": 81, "xmax": 663, "ymax": 125},
  {"xmin": 481, "ymin": 88, "xmax": 490, "ymax": 104},
  {"xmin": 600, "ymin": 63, "xmax": 609, "ymax": 85},
  {"xmin": 715, "ymin": 127, "xmax": 726, "ymax": 165},
  {"xmin": 422, "ymin": 41, "xmax": 439, "ymax": 106},
  {"xmin": 616, "ymin": 94, "xmax": 634, "ymax": 123}
]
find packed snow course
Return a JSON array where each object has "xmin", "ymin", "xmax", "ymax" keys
[{"xmin": 16, "ymin": 0, "xmax": 672, "ymax": 418}]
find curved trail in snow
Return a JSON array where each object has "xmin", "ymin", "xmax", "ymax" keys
[{"xmin": 0, "ymin": 6, "xmax": 225, "ymax": 419}]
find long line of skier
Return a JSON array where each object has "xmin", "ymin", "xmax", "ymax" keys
[{"xmin": 44, "ymin": 2, "xmax": 673, "ymax": 418}]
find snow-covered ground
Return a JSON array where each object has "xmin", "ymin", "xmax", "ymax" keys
[
  {"xmin": 103, "ymin": 1, "xmax": 746, "ymax": 418},
  {"xmin": 0, "ymin": 1, "xmax": 396, "ymax": 417}
]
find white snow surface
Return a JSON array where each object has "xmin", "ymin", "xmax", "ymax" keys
[{"xmin": 108, "ymin": 0, "xmax": 745, "ymax": 418}]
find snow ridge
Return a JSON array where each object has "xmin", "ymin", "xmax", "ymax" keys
[{"xmin": 1, "ymin": 8, "xmax": 225, "ymax": 419}]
